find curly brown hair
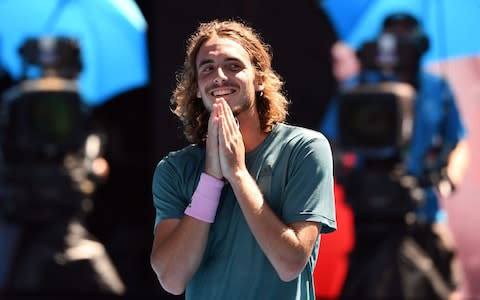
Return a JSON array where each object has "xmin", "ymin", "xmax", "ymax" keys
[{"xmin": 171, "ymin": 19, "xmax": 289, "ymax": 145}]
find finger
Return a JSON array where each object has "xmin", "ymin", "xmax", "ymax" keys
[
  {"xmin": 205, "ymin": 104, "xmax": 222, "ymax": 178},
  {"xmin": 218, "ymin": 99, "xmax": 237, "ymax": 136},
  {"xmin": 220, "ymin": 99, "xmax": 237, "ymax": 128},
  {"xmin": 218, "ymin": 100, "xmax": 235, "ymax": 144},
  {"xmin": 217, "ymin": 102, "xmax": 228, "ymax": 145},
  {"xmin": 207, "ymin": 103, "xmax": 219, "ymax": 142}
]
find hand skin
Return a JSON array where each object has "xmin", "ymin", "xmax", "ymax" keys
[
  {"xmin": 204, "ymin": 100, "xmax": 223, "ymax": 179},
  {"xmin": 215, "ymin": 98, "xmax": 245, "ymax": 182},
  {"xmin": 446, "ymin": 139, "xmax": 469, "ymax": 187},
  {"xmin": 215, "ymin": 98, "xmax": 322, "ymax": 281}
]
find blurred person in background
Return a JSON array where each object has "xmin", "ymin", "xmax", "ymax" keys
[
  {"xmin": 319, "ymin": 12, "xmax": 469, "ymax": 300},
  {"xmin": 312, "ymin": 40, "xmax": 358, "ymax": 299}
]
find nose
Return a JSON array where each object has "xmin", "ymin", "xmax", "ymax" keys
[{"xmin": 213, "ymin": 67, "xmax": 227, "ymax": 84}]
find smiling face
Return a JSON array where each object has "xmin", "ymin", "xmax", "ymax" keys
[{"xmin": 195, "ymin": 35, "xmax": 263, "ymax": 117}]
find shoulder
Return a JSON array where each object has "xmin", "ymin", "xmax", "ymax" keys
[
  {"xmin": 273, "ymin": 123, "xmax": 332, "ymax": 161},
  {"xmin": 155, "ymin": 145, "xmax": 204, "ymax": 175},
  {"xmin": 152, "ymin": 145, "xmax": 204, "ymax": 199},
  {"xmin": 419, "ymin": 71, "xmax": 450, "ymax": 88},
  {"xmin": 158, "ymin": 144, "xmax": 203, "ymax": 163},
  {"xmin": 419, "ymin": 71, "xmax": 444, "ymax": 82},
  {"xmin": 417, "ymin": 71, "xmax": 454, "ymax": 100},
  {"xmin": 275, "ymin": 123, "xmax": 330, "ymax": 145}
]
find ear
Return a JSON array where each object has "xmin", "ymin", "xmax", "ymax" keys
[
  {"xmin": 196, "ymin": 88, "xmax": 201, "ymax": 98},
  {"xmin": 255, "ymin": 77, "xmax": 265, "ymax": 92}
]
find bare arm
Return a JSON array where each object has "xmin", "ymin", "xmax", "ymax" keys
[
  {"xmin": 229, "ymin": 171, "xmax": 321, "ymax": 281},
  {"xmin": 151, "ymin": 108, "xmax": 223, "ymax": 295},
  {"xmin": 435, "ymin": 139, "xmax": 470, "ymax": 197},
  {"xmin": 216, "ymin": 99, "xmax": 321, "ymax": 281},
  {"xmin": 446, "ymin": 139, "xmax": 469, "ymax": 186},
  {"xmin": 150, "ymin": 217, "xmax": 210, "ymax": 295}
]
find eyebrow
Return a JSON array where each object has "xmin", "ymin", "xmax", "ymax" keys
[
  {"xmin": 197, "ymin": 58, "xmax": 214, "ymax": 69},
  {"xmin": 197, "ymin": 57, "xmax": 244, "ymax": 69}
]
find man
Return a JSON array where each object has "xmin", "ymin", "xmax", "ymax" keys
[
  {"xmin": 150, "ymin": 19, "xmax": 336, "ymax": 300},
  {"xmin": 320, "ymin": 13, "xmax": 468, "ymax": 299}
]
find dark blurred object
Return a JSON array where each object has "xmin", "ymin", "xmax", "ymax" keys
[
  {"xmin": 19, "ymin": 37, "xmax": 82, "ymax": 80},
  {"xmin": 332, "ymin": 13, "xmax": 460, "ymax": 300},
  {"xmin": 1, "ymin": 38, "xmax": 86, "ymax": 163},
  {"xmin": 338, "ymin": 82, "xmax": 415, "ymax": 154},
  {"xmin": 336, "ymin": 15, "xmax": 424, "ymax": 157},
  {"xmin": 0, "ymin": 65, "xmax": 15, "ymax": 94},
  {"xmin": 382, "ymin": 12, "xmax": 429, "ymax": 51},
  {"xmin": 357, "ymin": 34, "xmax": 424, "ymax": 87},
  {"xmin": 2, "ymin": 78, "xmax": 87, "ymax": 163},
  {"xmin": 0, "ymin": 36, "xmax": 125, "ymax": 295},
  {"xmin": 341, "ymin": 220, "xmax": 455, "ymax": 300}
]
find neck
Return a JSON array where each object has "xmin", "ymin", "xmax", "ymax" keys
[{"xmin": 237, "ymin": 110, "xmax": 268, "ymax": 153}]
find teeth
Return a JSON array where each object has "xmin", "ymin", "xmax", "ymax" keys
[{"xmin": 212, "ymin": 88, "xmax": 234, "ymax": 96}]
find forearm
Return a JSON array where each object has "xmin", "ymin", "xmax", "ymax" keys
[
  {"xmin": 150, "ymin": 217, "xmax": 210, "ymax": 295},
  {"xmin": 228, "ymin": 169, "xmax": 318, "ymax": 282},
  {"xmin": 151, "ymin": 172, "xmax": 225, "ymax": 294},
  {"xmin": 446, "ymin": 139, "xmax": 469, "ymax": 186}
]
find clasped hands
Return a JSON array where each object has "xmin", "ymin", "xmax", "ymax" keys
[{"xmin": 205, "ymin": 98, "xmax": 246, "ymax": 182}]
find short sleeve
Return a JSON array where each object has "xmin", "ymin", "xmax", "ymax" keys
[
  {"xmin": 152, "ymin": 158, "xmax": 189, "ymax": 230},
  {"xmin": 282, "ymin": 133, "xmax": 337, "ymax": 233}
]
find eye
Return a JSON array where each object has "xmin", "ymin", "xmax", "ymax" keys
[
  {"xmin": 228, "ymin": 63, "xmax": 242, "ymax": 71},
  {"xmin": 199, "ymin": 64, "xmax": 214, "ymax": 73}
]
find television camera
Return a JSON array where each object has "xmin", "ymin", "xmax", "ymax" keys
[
  {"xmin": 338, "ymin": 31, "xmax": 425, "ymax": 158},
  {"xmin": 337, "ymin": 14, "xmax": 459, "ymax": 299},
  {"xmin": 0, "ymin": 37, "xmax": 124, "ymax": 293},
  {"xmin": 0, "ymin": 37, "xmax": 106, "ymax": 223},
  {"xmin": 335, "ymin": 31, "xmax": 451, "ymax": 225}
]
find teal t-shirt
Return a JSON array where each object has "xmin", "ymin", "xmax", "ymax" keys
[{"xmin": 152, "ymin": 123, "xmax": 336, "ymax": 300}]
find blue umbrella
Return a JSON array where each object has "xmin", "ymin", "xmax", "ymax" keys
[
  {"xmin": 321, "ymin": 0, "xmax": 480, "ymax": 66},
  {"xmin": 0, "ymin": 0, "xmax": 149, "ymax": 106}
]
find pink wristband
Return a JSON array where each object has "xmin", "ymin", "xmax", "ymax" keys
[{"xmin": 184, "ymin": 173, "xmax": 225, "ymax": 223}]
